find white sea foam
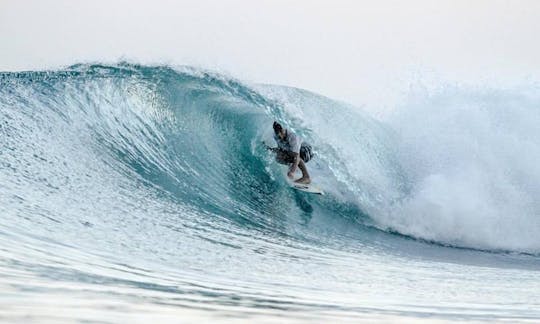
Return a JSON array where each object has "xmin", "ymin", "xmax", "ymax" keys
[{"xmin": 379, "ymin": 85, "xmax": 540, "ymax": 252}]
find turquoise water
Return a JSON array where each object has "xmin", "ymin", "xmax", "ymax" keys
[{"xmin": 1, "ymin": 63, "xmax": 539, "ymax": 322}]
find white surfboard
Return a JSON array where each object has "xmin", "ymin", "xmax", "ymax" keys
[{"xmin": 288, "ymin": 180, "xmax": 324, "ymax": 195}]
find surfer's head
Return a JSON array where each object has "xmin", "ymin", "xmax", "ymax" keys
[
  {"xmin": 273, "ymin": 121, "xmax": 282, "ymax": 134},
  {"xmin": 273, "ymin": 121, "xmax": 285, "ymax": 139}
]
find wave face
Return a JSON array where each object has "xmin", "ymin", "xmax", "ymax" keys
[{"xmin": 1, "ymin": 63, "xmax": 540, "ymax": 322}]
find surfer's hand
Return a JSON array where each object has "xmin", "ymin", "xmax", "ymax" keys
[
  {"xmin": 287, "ymin": 171, "xmax": 294, "ymax": 179},
  {"xmin": 263, "ymin": 142, "xmax": 278, "ymax": 152},
  {"xmin": 262, "ymin": 141, "xmax": 271, "ymax": 150}
]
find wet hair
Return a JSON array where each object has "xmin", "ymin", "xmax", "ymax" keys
[{"xmin": 273, "ymin": 121, "xmax": 283, "ymax": 135}]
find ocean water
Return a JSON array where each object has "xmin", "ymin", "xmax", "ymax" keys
[{"xmin": 1, "ymin": 63, "xmax": 539, "ymax": 323}]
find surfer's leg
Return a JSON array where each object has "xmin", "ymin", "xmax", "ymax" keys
[
  {"xmin": 294, "ymin": 160, "xmax": 311, "ymax": 184},
  {"xmin": 276, "ymin": 151, "xmax": 295, "ymax": 165},
  {"xmin": 275, "ymin": 152, "xmax": 288, "ymax": 164}
]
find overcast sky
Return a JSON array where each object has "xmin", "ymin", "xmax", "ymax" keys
[{"xmin": 1, "ymin": 0, "xmax": 539, "ymax": 110}]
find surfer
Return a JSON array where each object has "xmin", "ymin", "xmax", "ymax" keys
[{"xmin": 265, "ymin": 121, "xmax": 313, "ymax": 184}]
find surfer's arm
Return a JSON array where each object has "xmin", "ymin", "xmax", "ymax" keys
[
  {"xmin": 288, "ymin": 152, "xmax": 300, "ymax": 177},
  {"xmin": 262, "ymin": 141, "xmax": 281, "ymax": 152},
  {"xmin": 287, "ymin": 135, "xmax": 301, "ymax": 176}
]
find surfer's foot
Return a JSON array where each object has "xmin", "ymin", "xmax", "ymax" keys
[{"xmin": 294, "ymin": 177, "xmax": 311, "ymax": 184}]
